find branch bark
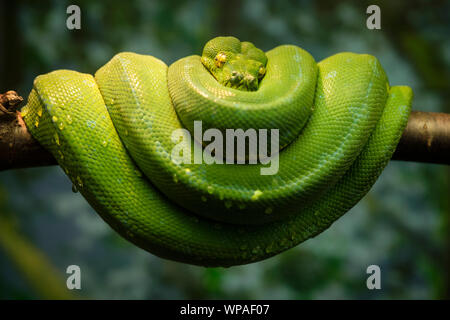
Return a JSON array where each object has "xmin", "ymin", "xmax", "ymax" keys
[
  {"xmin": 392, "ymin": 111, "xmax": 450, "ymax": 164},
  {"xmin": 0, "ymin": 91, "xmax": 56, "ymax": 170},
  {"xmin": 0, "ymin": 91, "xmax": 449, "ymax": 172}
]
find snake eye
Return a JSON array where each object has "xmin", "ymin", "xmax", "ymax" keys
[
  {"xmin": 258, "ymin": 66, "xmax": 266, "ymax": 78},
  {"xmin": 214, "ymin": 52, "xmax": 227, "ymax": 67}
]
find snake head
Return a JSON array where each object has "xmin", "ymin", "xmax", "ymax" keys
[{"xmin": 201, "ymin": 36, "xmax": 268, "ymax": 91}]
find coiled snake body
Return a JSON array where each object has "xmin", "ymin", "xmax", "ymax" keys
[{"xmin": 21, "ymin": 37, "xmax": 412, "ymax": 267}]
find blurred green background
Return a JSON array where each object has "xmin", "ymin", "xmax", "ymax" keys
[{"xmin": 0, "ymin": 0, "xmax": 449, "ymax": 299}]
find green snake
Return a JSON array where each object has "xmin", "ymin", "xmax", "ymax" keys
[{"xmin": 20, "ymin": 36, "xmax": 413, "ymax": 267}]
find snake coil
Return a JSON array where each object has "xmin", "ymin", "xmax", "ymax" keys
[{"xmin": 21, "ymin": 37, "xmax": 412, "ymax": 267}]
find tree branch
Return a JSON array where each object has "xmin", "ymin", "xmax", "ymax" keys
[
  {"xmin": 392, "ymin": 111, "xmax": 450, "ymax": 164},
  {"xmin": 0, "ymin": 91, "xmax": 449, "ymax": 172},
  {"xmin": 0, "ymin": 91, "xmax": 56, "ymax": 171}
]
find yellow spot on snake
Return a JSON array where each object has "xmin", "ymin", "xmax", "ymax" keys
[
  {"xmin": 67, "ymin": 114, "xmax": 73, "ymax": 124},
  {"xmin": 52, "ymin": 116, "xmax": 58, "ymax": 122},
  {"xmin": 54, "ymin": 132, "xmax": 60, "ymax": 145},
  {"xmin": 251, "ymin": 189, "xmax": 263, "ymax": 201},
  {"xmin": 37, "ymin": 107, "xmax": 42, "ymax": 117},
  {"xmin": 58, "ymin": 122, "xmax": 65, "ymax": 130},
  {"xmin": 258, "ymin": 66, "xmax": 266, "ymax": 77},
  {"xmin": 76, "ymin": 176, "xmax": 83, "ymax": 188},
  {"xmin": 20, "ymin": 106, "xmax": 29, "ymax": 117},
  {"xmin": 34, "ymin": 119, "xmax": 39, "ymax": 127}
]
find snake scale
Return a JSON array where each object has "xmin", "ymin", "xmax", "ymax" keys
[{"xmin": 20, "ymin": 37, "xmax": 412, "ymax": 267}]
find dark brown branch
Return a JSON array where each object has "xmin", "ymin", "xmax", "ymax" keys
[
  {"xmin": 0, "ymin": 91, "xmax": 56, "ymax": 171},
  {"xmin": 392, "ymin": 111, "xmax": 450, "ymax": 164},
  {"xmin": 0, "ymin": 91, "xmax": 449, "ymax": 171}
]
